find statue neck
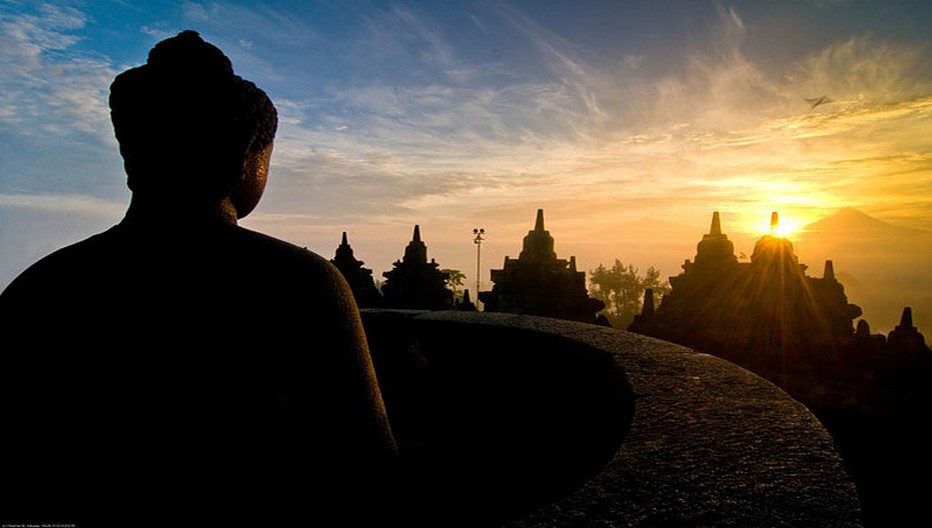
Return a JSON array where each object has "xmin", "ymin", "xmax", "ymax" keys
[{"xmin": 123, "ymin": 193, "xmax": 239, "ymax": 228}]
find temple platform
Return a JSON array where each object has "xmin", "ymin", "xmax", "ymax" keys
[{"xmin": 361, "ymin": 309, "xmax": 861, "ymax": 527}]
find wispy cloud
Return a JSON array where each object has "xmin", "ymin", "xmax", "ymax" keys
[
  {"xmin": 0, "ymin": 192, "xmax": 125, "ymax": 217},
  {"xmin": 252, "ymin": 3, "xmax": 627, "ymax": 227},
  {"xmin": 496, "ymin": 3, "xmax": 610, "ymax": 129},
  {"xmin": 791, "ymin": 36, "xmax": 932, "ymax": 103},
  {"xmin": 182, "ymin": 1, "xmax": 217, "ymax": 23},
  {"xmin": 247, "ymin": 2, "xmax": 932, "ymax": 244},
  {"xmin": 2, "ymin": 1, "xmax": 930, "ymax": 290},
  {"xmin": 0, "ymin": 4, "xmax": 116, "ymax": 142},
  {"xmin": 0, "ymin": 192, "xmax": 125, "ymax": 288}
]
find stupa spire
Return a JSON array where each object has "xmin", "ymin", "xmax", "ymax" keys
[
  {"xmin": 382, "ymin": 225, "xmax": 452, "ymax": 309},
  {"xmin": 823, "ymin": 260, "xmax": 836, "ymax": 281},
  {"xmin": 694, "ymin": 210, "xmax": 737, "ymax": 269},
  {"xmin": 642, "ymin": 288, "xmax": 655, "ymax": 317},
  {"xmin": 334, "ymin": 231, "xmax": 356, "ymax": 260},
  {"xmin": 401, "ymin": 225, "xmax": 428, "ymax": 264},
  {"xmin": 887, "ymin": 305, "xmax": 929, "ymax": 353},
  {"xmin": 899, "ymin": 307, "xmax": 914, "ymax": 330},
  {"xmin": 331, "ymin": 231, "xmax": 381, "ymax": 308},
  {"xmin": 770, "ymin": 211, "xmax": 779, "ymax": 234},
  {"xmin": 481, "ymin": 208, "xmax": 604, "ymax": 324},
  {"xmin": 710, "ymin": 211, "xmax": 722, "ymax": 236},
  {"xmin": 534, "ymin": 208, "xmax": 545, "ymax": 231},
  {"xmin": 519, "ymin": 209, "xmax": 556, "ymax": 261}
]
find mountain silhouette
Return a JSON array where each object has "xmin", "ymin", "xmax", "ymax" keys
[
  {"xmin": 802, "ymin": 207, "xmax": 929, "ymax": 238},
  {"xmin": 795, "ymin": 208, "xmax": 932, "ymax": 334},
  {"xmin": 797, "ymin": 207, "xmax": 932, "ymax": 260}
]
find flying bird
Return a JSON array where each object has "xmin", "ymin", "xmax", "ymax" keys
[{"xmin": 804, "ymin": 95, "xmax": 834, "ymax": 110}]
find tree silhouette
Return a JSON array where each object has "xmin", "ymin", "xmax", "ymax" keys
[
  {"xmin": 442, "ymin": 268, "xmax": 466, "ymax": 302},
  {"xmin": 589, "ymin": 260, "xmax": 670, "ymax": 329}
]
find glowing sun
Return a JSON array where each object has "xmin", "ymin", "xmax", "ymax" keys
[{"xmin": 754, "ymin": 211, "xmax": 803, "ymax": 239}]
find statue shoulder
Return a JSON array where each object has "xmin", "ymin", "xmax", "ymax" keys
[
  {"xmin": 0, "ymin": 227, "xmax": 120, "ymax": 305},
  {"xmin": 233, "ymin": 226, "xmax": 354, "ymax": 297}
]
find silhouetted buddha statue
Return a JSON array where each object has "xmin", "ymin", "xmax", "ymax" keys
[{"xmin": 0, "ymin": 31, "xmax": 396, "ymax": 525}]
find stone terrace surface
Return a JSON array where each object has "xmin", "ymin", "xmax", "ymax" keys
[{"xmin": 364, "ymin": 310, "xmax": 861, "ymax": 528}]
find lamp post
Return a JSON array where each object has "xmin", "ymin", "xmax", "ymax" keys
[{"xmin": 473, "ymin": 227, "xmax": 485, "ymax": 298}]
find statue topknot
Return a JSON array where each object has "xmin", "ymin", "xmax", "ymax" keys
[{"xmin": 109, "ymin": 30, "xmax": 277, "ymax": 200}]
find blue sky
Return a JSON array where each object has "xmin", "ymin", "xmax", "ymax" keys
[{"xmin": 2, "ymin": 0, "xmax": 932, "ymax": 292}]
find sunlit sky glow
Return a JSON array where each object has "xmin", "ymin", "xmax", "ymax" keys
[{"xmin": 2, "ymin": 0, "xmax": 932, "ymax": 291}]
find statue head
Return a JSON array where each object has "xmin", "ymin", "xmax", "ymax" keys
[{"xmin": 109, "ymin": 30, "xmax": 278, "ymax": 218}]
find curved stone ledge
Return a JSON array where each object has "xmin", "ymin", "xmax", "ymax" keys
[{"xmin": 361, "ymin": 309, "xmax": 861, "ymax": 527}]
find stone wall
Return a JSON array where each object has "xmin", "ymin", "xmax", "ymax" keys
[{"xmin": 361, "ymin": 310, "xmax": 861, "ymax": 527}]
